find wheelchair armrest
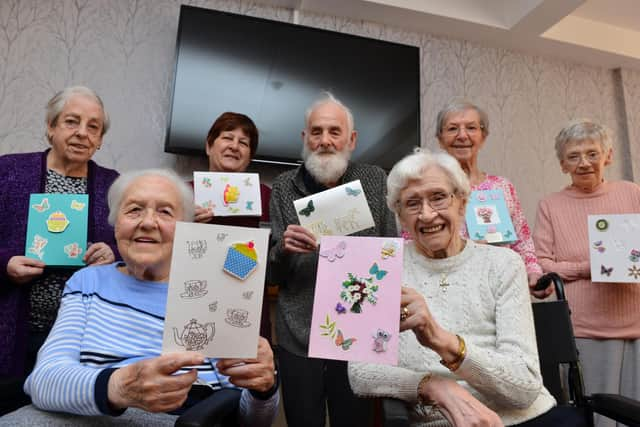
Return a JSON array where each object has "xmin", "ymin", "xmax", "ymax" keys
[
  {"xmin": 175, "ymin": 388, "xmax": 242, "ymax": 427},
  {"xmin": 589, "ymin": 393, "xmax": 640, "ymax": 427},
  {"xmin": 381, "ymin": 398, "xmax": 410, "ymax": 427}
]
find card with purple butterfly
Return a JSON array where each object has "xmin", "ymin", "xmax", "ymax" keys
[
  {"xmin": 308, "ymin": 235, "xmax": 403, "ymax": 365},
  {"xmin": 587, "ymin": 214, "xmax": 640, "ymax": 283}
]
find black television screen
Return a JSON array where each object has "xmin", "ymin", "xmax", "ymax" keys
[{"xmin": 166, "ymin": 5, "xmax": 420, "ymax": 169}]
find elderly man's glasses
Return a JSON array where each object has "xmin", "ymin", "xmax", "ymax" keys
[
  {"xmin": 442, "ymin": 123, "xmax": 483, "ymax": 137},
  {"xmin": 399, "ymin": 192, "xmax": 454, "ymax": 215},
  {"xmin": 564, "ymin": 151, "xmax": 601, "ymax": 165}
]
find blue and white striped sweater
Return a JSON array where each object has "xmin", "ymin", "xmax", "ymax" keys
[{"xmin": 24, "ymin": 263, "xmax": 232, "ymax": 416}]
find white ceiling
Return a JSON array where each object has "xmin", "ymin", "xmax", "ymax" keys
[{"xmin": 254, "ymin": 0, "xmax": 640, "ymax": 70}]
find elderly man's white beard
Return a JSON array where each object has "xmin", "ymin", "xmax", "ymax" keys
[{"xmin": 302, "ymin": 144, "xmax": 352, "ymax": 185}]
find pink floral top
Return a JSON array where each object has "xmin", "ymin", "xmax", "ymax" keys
[{"xmin": 401, "ymin": 175, "xmax": 542, "ymax": 275}]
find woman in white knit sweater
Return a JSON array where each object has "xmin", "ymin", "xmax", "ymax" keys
[{"xmin": 348, "ymin": 149, "xmax": 560, "ymax": 426}]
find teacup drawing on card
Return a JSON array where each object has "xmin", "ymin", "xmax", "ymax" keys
[
  {"xmin": 180, "ymin": 280, "xmax": 208, "ymax": 299},
  {"xmin": 225, "ymin": 308, "xmax": 251, "ymax": 328}
]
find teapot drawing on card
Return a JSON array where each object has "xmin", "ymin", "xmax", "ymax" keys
[{"xmin": 173, "ymin": 319, "xmax": 215, "ymax": 351}]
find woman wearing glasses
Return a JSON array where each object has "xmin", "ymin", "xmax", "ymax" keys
[
  {"xmin": 349, "ymin": 149, "xmax": 559, "ymax": 426},
  {"xmin": 435, "ymin": 100, "xmax": 544, "ymax": 296},
  {"xmin": 533, "ymin": 119, "xmax": 640, "ymax": 426},
  {"xmin": 0, "ymin": 86, "xmax": 119, "ymax": 415}
]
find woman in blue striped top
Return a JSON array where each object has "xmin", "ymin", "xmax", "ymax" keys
[{"xmin": 17, "ymin": 169, "xmax": 278, "ymax": 426}]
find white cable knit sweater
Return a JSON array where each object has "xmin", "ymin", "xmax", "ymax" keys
[{"xmin": 348, "ymin": 241, "xmax": 555, "ymax": 426}]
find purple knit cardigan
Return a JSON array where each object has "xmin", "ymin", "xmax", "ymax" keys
[{"xmin": 0, "ymin": 150, "xmax": 119, "ymax": 376}]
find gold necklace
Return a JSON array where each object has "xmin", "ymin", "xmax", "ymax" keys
[{"xmin": 439, "ymin": 273, "xmax": 450, "ymax": 292}]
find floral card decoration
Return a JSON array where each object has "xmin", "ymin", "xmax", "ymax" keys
[
  {"xmin": 308, "ymin": 236, "xmax": 403, "ymax": 365},
  {"xmin": 25, "ymin": 194, "xmax": 89, "ymax": 267},
  {"xmin": 293, "ymin": 180, "xmax": 375, "ymax": 239},
  {"xmin": 588, "ymin": 214, "xmax": 640, "ymax": 283},
  {"xmin": 193, "ymin": 172, "xmax": 262, "ymax": 217},
  {"xmin": 464, "ymin": 190, "xmax": 516, "ymax": 244},
  {"xmin": 162, "ymin": 222, "xmax": 270, "ymax": 358}
]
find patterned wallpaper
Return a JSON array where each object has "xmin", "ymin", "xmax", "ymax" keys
[{"xmin": 0, "ymin": 0, "xmax": 637, "ymax": 225}]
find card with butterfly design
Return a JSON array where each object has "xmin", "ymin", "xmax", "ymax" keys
[
  {"xmin": 25, "ymin": 193, "xmax": 89, "ymax": 266},
  {"xmin": 587, "ymin": 214, "xmax": 640, "ymax": 283},
  {"xmin": 309, "ymin": 235, "xmax": 403, "ymax": 365},
  {"xmin": 293, "ymin": 180, "xmax": 374, "ymax": 239},
  {"xmin": 193, "ymin": 172, "xmax": 262, "ymax": 217}
]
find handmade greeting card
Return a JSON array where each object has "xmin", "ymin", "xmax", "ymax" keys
[
  {"xmin": 293, "ymin": 180, "xmax": 375, "ymax": 238},
  {"xmin": 588, "ymin": 214, "xmax": 640, "ymax": 283},
  {"xmin": 465, "ymin": 190, "xmax": 516, "ymax": 244},
  {"xmin": 25, "ymin": 194, "xmax": 89, "ymax": 267},
  {"xmin": 163, "ymin": 222, "xmax": 270, "ymax": 358},
  {"xmin": 308, "ymin": 236, "xmax": 403, "ymax": 365},
  {"xmin": 193, "ymin": 172, "xmax": 262, "ymax": 217}
]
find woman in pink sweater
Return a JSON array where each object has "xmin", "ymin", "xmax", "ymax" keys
[
  {"xmin": 533, "ymin": 119, "xmax": 640, "ymax": 427},
  {"xmin": 435, "ymin": 100, "xmax": 543, "ymax": 293}
]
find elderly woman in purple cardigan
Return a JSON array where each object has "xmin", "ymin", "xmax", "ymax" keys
[{"xmin": 0, "ymin": 86, "xmax": 119, "ymax": 415}]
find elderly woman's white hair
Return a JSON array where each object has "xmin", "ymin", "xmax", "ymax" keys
[
  {"xmin": 386, "ymin": 148, "xmax": 471, "ymax": 215},
  {"xmin": 45, "ymin": 86, "xmax": 110, "ymax": 137},
  {"xmin": 435, "ymin": 98, "xmax": 489, "ymax": 138},
  {"xmin": 554, "ymin": 118, "xmax": 612, "ymax": 160},
  {"xmin": 107, "ymin": 169, "xmax": 194, "ymax": 225}
]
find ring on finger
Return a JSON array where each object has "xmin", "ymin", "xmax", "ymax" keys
[{"xmin": 400, "ymin": 306, "xmax": 410, "ymax": 321}]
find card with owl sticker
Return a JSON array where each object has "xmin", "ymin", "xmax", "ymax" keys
[
  {"xmin": 25, "ymin": 193, "xmax": 89, "ymax": 266},
  {"xmin": 308, "ymin": 235, "xmax": 403, "ymax": 365},
  {"xmin": 193, "ymin": 172, "xmax": 262, "ymax": 217},
  {"xmin": 587, "ymin": 214, "xmax": 640, "ymax": 283},
  {"xmin": 293, "ymin": 180, "xmax": 374, "ymax": 240}
]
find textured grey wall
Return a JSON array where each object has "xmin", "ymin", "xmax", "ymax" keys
[{"xmin": 0, "ymin": 0, "xmax": 637, "ymax": 225}]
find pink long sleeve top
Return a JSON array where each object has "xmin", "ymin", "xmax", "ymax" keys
[{"xmin": 533, "ymin": 180, "xmax": 640, "ymax": 339}]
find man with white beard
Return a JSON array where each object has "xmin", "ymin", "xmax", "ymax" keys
[{"xmin": 268, "ymin": 93, "xmax": 397, "ymax": 427}]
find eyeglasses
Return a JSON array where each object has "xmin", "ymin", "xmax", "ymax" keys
[
  {"xmin": 442, "ymin": 123, "xmax": 483, "ymax": 137},
  {"xmin": 564, "ymin": 151, "xmax": 601, "ymax": 165},
  {"xmin": 60, "ymin": 118, "xmax": 103, "ymax": 137},
  {"xmin": 399, "ymin": 192, "xmax": 454, "ymax": 215}
]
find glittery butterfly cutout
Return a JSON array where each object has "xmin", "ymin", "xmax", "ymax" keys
[
  {"xmin": 246, "ymin": 201, "xmax": 253, "ymax": 211},
  {"xmin": 335, "ymin": 302, "xmax": 347, "ymax": 314},
  {"xmin": 298, "ymin": 200, "xmax": 314, "ymax": 217},
  {"xmin": 345, "ymin": 187, "xmax": 361, "ymax": 197},
  {"xmin": 369, "ymin": 262, "xmax": 387, "ymax": 280},
  {"xmin": 335, "ymin": 329, "xmax": 356, "ymax": 350},
  {"xmin": 601, "ymin": 265, "xmax": 613, "ymax": 276},
  {"xmin": 381, "ymin": 241, "xmax": 398, "ymax": 259},
  {"xmin": 244, "ymin": 177, "xmax": 252, "ymax": 186},
  {"xmin": 70, "ymin": 200, "xmax": 85, "ymax": 211},
  {"xmin": 319, "ymin": 241, "xmax": 347, "ymax": 262},
  {"xmin": 593, "ymin": 241, "xmax": 606, "ymax": 253},
  {"xmin": 201, "ymin": 177, "xmax": 212, "ymax": 188},
  {"xmin": 32, "ymin": 198, "xmax": 50, "ymax": 213}
]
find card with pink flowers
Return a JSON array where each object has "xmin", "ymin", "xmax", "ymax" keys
[
  {"xmin": 308, "ymin": 235, "xmax": 403, "ymax": 365},
  {"xmin": 465, "ymin": 189, "xmax": 516, "ymax": 244}
]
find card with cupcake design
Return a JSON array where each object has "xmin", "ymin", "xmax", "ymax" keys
[
  {"xmin": 588, "ymin": 214, "xmax": 640, "ymax": 283},
  {"xmin": 25, "ymin": 193, "xmax": 89, "ymax": 267},
  {"xmin": 163, "ymin": 221, "xmax": 270, "ymax": 358},
  {"xmin": 465, "ymin": 189, "xmax": 516, "ymax": 244},
  {"xmin": 193, "ymin": 172, "xmax": 262, "ymax": 216}
]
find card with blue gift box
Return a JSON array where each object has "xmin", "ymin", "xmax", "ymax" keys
[
  {"xmin": 465, "ymin": 190, "xmax": 516, "ymax": 244},
  {"xmin": 25, "ymin": 194, "xmax": 89, "ymax": 267}
]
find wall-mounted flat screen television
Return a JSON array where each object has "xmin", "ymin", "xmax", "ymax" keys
[{"xmin": 165, "ymin": 5, "xmax": 420, "ymax": 168}]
